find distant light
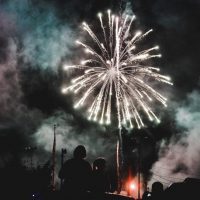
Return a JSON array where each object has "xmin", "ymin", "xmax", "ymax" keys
[{"xmin": 130, "ymin": 183, "xmax": 136, "ymax": 190}]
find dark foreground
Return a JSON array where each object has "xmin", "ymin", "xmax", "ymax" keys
[
  {"xmin": 1, "ymin": 163, "xmax": 200, "ymax": 200},
  {"xmin": 2, "ymin": 178, "xmax": 200, "ymax": 200}
]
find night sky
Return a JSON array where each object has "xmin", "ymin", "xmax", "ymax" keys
[{"xmin": 0, "ymin": 0, "xmax": 200, "ymax": 190}]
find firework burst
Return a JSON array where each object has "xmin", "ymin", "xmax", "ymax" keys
[{"xmin": 62, "ymin": 10, "xmax": 173, "ymax": 129}]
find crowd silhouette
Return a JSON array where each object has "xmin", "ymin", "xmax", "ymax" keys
[
  {"xmin": 58, "ymin": 145, "xmax": 112, "ymax": 200},
  {"xmin": 58, "ymin": 145, "xmax": 200, "ymax": 200},
  {"xmin": 1, "ymin": 144, "xmax": 200, "ymax": 200}
]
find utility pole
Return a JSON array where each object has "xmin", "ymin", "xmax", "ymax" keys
[
  {"xmin": 116, "ymin": 139, "xmax": 121, "ymax": 193},
  {"xmin": 132, "ymin": 131, "xmax": 151, "ymax": 200},
  {"xmin": 137, "ymin": 140, "xmax": 141, "ymax": 200},
  {"xmin": 132, "ymin": 134, "xmax": 141, "ymax": 200},
  {"xmin": 60, "ymin": 148, "xmax": 67, "ymax": 189},
  {"xmin": 117, "ymin": 128, "xmax": 123, "ymax": 194},
  {"xmin": 51, "ymin": 124, "xmax": 57, "ymax": 191}
]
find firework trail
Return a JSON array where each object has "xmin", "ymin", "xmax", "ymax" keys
[{"xmin": 62, "ymin": 10, "xmax": 173, "ymax": 129}]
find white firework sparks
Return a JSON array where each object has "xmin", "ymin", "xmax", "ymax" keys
[{"xmin": 62, "ymin": 10, "xmax": 173, "ymax": 129}]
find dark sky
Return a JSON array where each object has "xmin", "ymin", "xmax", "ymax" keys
[{"xmin": 0, "ymin": 0, "xmax": 200, "ymax": 188}]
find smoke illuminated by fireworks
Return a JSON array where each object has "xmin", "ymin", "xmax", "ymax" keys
[{"xmin": 62, "ymin": 10, "xmax": 173, "ymax": 129}]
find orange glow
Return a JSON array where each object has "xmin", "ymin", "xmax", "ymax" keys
[
  {"xmin": 126, "ymin": 179, "xmax": 138, "ymax": 193},
  {"xmin": 125, "ymin": 175, "xmax": 144, "ymax": 199},
  {"xmin": 126, "ymin": 178, "xmax": 138, "ymax": 196},
  {"xmin": 130, "ymin": 182, "xmax": 136, "ymax": 190}
]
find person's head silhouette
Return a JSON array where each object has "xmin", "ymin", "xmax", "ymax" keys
[
  {"xmin": 73, "ymin": 145, "xmax": 86, "ymax": 159},
  {"xmin": 93, "ymin": 157, "xmax": 106, "ymax": 171},
  {"xmin": 152, "ymin": 181, "xmax": 163, "ymax": 195}
]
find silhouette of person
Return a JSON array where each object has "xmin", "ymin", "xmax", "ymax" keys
[
  {"xmin": 91, "ymin": 157, "xmax": 111, "ymax": 199},
  {"xmin": 59, "ymin": 145, "xmax": 92, "ymax": 200},
  {"xmin": 142, "ymin": 187, "xmax": 152, "ymax": 200},
  {"xmin": 151, "ymin": 181, "xmax": 164, "ymax": 200}
]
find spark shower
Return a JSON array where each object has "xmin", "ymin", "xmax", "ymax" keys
[{"xmin": 62, "ymin": 10, "xmax": 173, "ymax": 129}]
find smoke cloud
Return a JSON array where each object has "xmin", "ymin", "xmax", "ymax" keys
[
  {"xmin": 0, "ymin": 39, "xmax": 20, "ymax": 118},
  {"xmin": 1, "ymin": 0, "xmax": 75, "ymax": 72},
  {"xmin": 0, "ymin": 0, "xmax": 75, "ymax": 168},
  {"xmin": 32, "ymin": 111, "xmax": 117, "ymax": 187},
  {"xmin": 148, "ymin": 90, "xmax": 200, "ymax": 188},
  {"xmin": 34, "ymin": 111, "xmax": 116, "ymax": 163}
]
